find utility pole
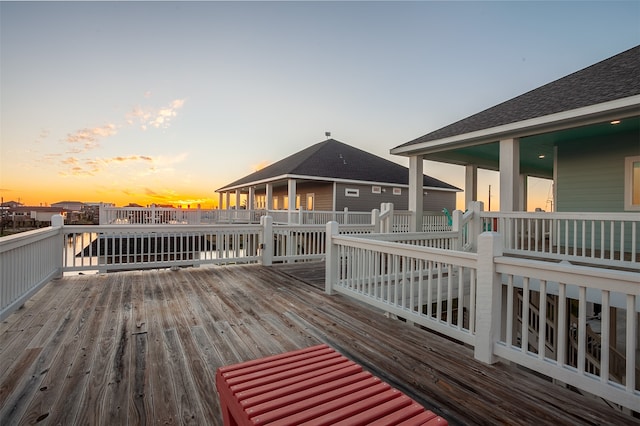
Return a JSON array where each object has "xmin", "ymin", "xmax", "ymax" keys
[{"xmin": 488, "ymin": 185, "xmax": 491, "ymax": 211}]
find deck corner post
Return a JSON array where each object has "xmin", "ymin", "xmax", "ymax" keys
[
  {"xmin": 52, "ymin": 214, "xmax": 65, "ymax": 279},
  {"xmin": 474, "ymin": 231, "xmax": 503, "ymax": 364},
  {"xmin": 261, "ymin": 215, "xmax": 273, "ymax": 266},
  {"xmin": 325, "ymin": 221, "xmax": 340, "ymax": 295},
  {"xmin": 372, "ymin": 209, "xmax": 380, "ymax": 233}
]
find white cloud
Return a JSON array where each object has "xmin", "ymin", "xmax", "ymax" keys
[
  {"xmin": 65, "ymin": 123, "xmax": 117, "ymax": 151},
  {"xmin": 126, "ymin": 98, "xmax": 186, "ymax": 130}
]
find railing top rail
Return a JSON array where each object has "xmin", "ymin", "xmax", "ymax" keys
[
  {"xmin": 481, "ymin": 211, "xmax": 640, "ymax": 220},
  {"xmin": 332, "ymin": 234, "xmax": 477, "ymax": 267},
  {"xmin": 495, "ymin": 256, "xmax": 640, "ymax": 294},
  {"xmin": 63, "ymin": 224, "xmax": 263, "ymax": 233},
  {"xmin": 0, "ymin": 226, "xmax": 61, "ymax": 253},
  {"xmin": 356, "ymin": 231, "xmax": 458, "ymax": 241}
]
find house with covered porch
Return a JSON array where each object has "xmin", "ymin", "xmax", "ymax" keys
[
  {"xmin": 216, "ymin": 139, "xmax": 460, "ymax": 215},
  {"xmin": 391, "ymin": 45, "xmax": 639, "ymax": 233}
]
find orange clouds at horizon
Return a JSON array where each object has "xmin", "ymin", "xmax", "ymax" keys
[{"xmin": 0, "ymin": 179, "xmax": 221, "ymax": 209}]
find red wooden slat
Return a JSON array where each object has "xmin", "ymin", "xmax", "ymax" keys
[
  {"xmin": 236, "ymin": 362, "xmax": 361, "ymax": 402},
  {"xmin": 296, "ymin": 387, "xmax": 403, "ymax": 426},
  {"xmin": 218, "ymin": 344, "xmax": 330, "ymax": 376},
  {"xmin": 251, "ymin": 378, "xmax": 387, "ymax": 425},
  {"xmin": 242, "ymin": 365, "xmax": 368, "ymax": 410},
  {"xmin": 331, "ymin": 394, "xmax": 416, "ymax": 426}
]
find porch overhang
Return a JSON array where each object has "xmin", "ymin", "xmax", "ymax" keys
[{"xmin": 391, "ymin": 96, "xmax": 640, "ymax": 179}]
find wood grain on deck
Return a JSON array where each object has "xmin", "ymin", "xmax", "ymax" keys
[{"xmin": 1, "ymin": 264, "xmax": 637, "ymax": 425}]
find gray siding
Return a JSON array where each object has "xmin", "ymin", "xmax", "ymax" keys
[
  {"xmin": 335, "ymin": 183, "xmax": 455, "ymax": 212},
  {"xmin": 557, "ymin": 131, "xmax": 639, "ymax": 212}
]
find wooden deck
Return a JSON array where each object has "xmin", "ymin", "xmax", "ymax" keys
[{"xmin": 1, "ymin": 263, "xmax": 637, "ymax": 425}]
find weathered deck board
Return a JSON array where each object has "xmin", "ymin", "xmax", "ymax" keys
[{"xmin": 0, "ymin": 264, "xmax": 637, "ymax": 426}]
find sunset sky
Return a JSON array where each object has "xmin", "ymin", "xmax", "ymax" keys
[{"xmin": 1, "ymin": 1, "xmax": 638, "ymax": 210}]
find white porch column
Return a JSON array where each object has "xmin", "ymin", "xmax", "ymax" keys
[
  {"xmin": 409, "ymin": 155, "xmax": 424, "ymax": 232},
  {"xmin": 235, "ymin": 189, "xmax": 241, "ymax": 209},
  {"xmin": 265, "ymin": 183, "xmax": 273, "ymax": 211},
  {"xmin": 465, "ymin": 164, "xmax": 478, "ymax": 210},
  {"xmin": 218, "ymin": 193, "xmax": 223, "ymax": 210},
  {"xmin": 248, "ymin": 186, "xmax": 255, "ymax": 210},
  {"xmin": 519, "ymin": 174, "xmax": 528, "ymax": 211},
  {"xmin": 225, "ymin": 192, "xmax": 231, "ymax": 210},
  {"xmin": 287, "ymin": 179, "xmax": 296, "ymax": 211},
  {"xmin": 287, "ymin": 179, "xmax": 297, "ymax": 224},
  {"xmin": 499, "ymin": 138, "xmax": 520, "ymax": 212}
]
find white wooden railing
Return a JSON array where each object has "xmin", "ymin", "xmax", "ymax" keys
[
  {"xmin": 100, "ymin": 206, "xmax": 378, "ymax": 226},
  {"xmin": 480, "ymin": 211, "xmax": 640, "ymax": 269},
  {"xmin": 494, "ymin": 256, "xmax": 639, "ymax": 410},
  {"xmin": 325, "ymin": 226, "xmax": 640, "ymax": 411},
  {"xmin": 325, "ymin": 222, "xmax": 477, "ymax": 346},
  {"xmin": 0, "ymin": 216, "xmax": 374, "ymax": 319},
  {"xmin": 0, "ymin": 217, "xmax": 63, "ymax": 321}
]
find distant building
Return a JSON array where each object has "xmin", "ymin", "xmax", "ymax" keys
[
  {"xmin": 51, "ymin": 201, "xmax": 84, "ymax": 212},
  {"xmin": 7, "ymin": 206, "xmax": 66, "ymax": 227},
  {"xmin": 1, "ymin": 200, "xmax": 23, "ymax": 209},
  {"xmin": 217, "ymin": 139, "xmax": 460, "ymax": 213}
]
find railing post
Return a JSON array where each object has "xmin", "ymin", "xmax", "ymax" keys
[
  {"xmin": 260, "ymin": 215, "xmax": 273, "ymax": 266},
  {"xmin": 474, "ymin": 231, "xmax": 503, "ymax": 364},
  {"xmin": 99, "ymin": 204, "xmax": 107, "ymax": 224},
  {"xmin": 51, "ymin": 214, "xmax": 65, "ymax": 279},
  {"xmin": 469, "ymin": 201, "xmax": 484, "ymax": 251},
  {"xmin": 325, "ymin": 221, "xmax": 340, "ymax": 295},
  {"xmin": 371, "ymin": 209, "xmax": 380, "ymax": 233},
  {"xmin": 343, "ymin": 207, "xmax": 349, "ymax": 225},
  {"xmin": 385, "ymin": 203, "xmax": 394, "ymax": 233},
  {"xmin": 452, "ymin": 210, "xmax": 463, "ymax": 250}
]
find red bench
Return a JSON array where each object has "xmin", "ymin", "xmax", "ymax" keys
[{"xmin": 216, "ymin": 344, "xmax": 448, "ymax": 425}]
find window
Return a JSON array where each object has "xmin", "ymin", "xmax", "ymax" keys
[
  {"xmin": 392, "ymin": 188, "xmax": 402, "ymax": 196},
  {"xmin": 345, "ymin": 188, "xmax": 359, "ymax": 197},
  {"xmin": 306, "ymin": 194, "xmax": 315, "ymax": 210},
  {"xmin": 371, "ymin": 186, "xmax": 381, "ymax": 194},
  {"xmin": 625, "ymin": 156, "xmax": 640, "ymax": 211}
]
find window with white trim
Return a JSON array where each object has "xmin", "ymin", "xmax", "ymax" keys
[
  {"xmin": 345, "ymin": 188, "xmax": 359, "ymax": 197},
  {"xmin": 392, "ymin": 188, "xmax": 402, "ymax": 195},
  {"xmin": 371, "ymin": 186, "xmax": 381, "ymax": 194},
  {"xmin": 624, "ymin": 155, "xmax": 640, "ymax": 211}
]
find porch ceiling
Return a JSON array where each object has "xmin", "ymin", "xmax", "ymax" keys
[{"xmin": 422, "ymin": 116, "xmax": 640, "ymax": 179}]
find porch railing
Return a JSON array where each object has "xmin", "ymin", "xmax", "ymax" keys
[
  {"xmin": 325, "ymin": 225, "xmax": 639, "ymax": 411},
  {"xmin": 480, "ymin": 211, "xmax": 640, "ymax": 269}
]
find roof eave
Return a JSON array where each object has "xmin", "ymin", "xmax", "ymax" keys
[
  {"xmin": 390, "ymin": 95, "xmax": 640, "ymax": 157},
  {"xmin": 216, "ymin": 174, "xmax": 461, "ymax": 193}
]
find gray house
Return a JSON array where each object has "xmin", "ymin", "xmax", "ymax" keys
[
  {"xmin": 391, "ymin": 45, "xmax": 640, "ymax": 220},
  {"xmin": 216, "ymin": 139, "xmax": 459, "ymax": 213}
]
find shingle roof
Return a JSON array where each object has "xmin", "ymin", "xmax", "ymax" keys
[
  {"xmin": 217, "ymin": 139, "xmax": 459, "ymax": 191},
  {"xmin": 395, "ymin": 45, "xmax": 640, "ymax": 150}
]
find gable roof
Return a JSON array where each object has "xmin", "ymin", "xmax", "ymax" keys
[
  {"xmin": 392, "ymin": 45, "xmax": 640, "ymax": 153},
  {"xmin": 217, "ymin": 139, "xmax": 459, "ymax": 191}
]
